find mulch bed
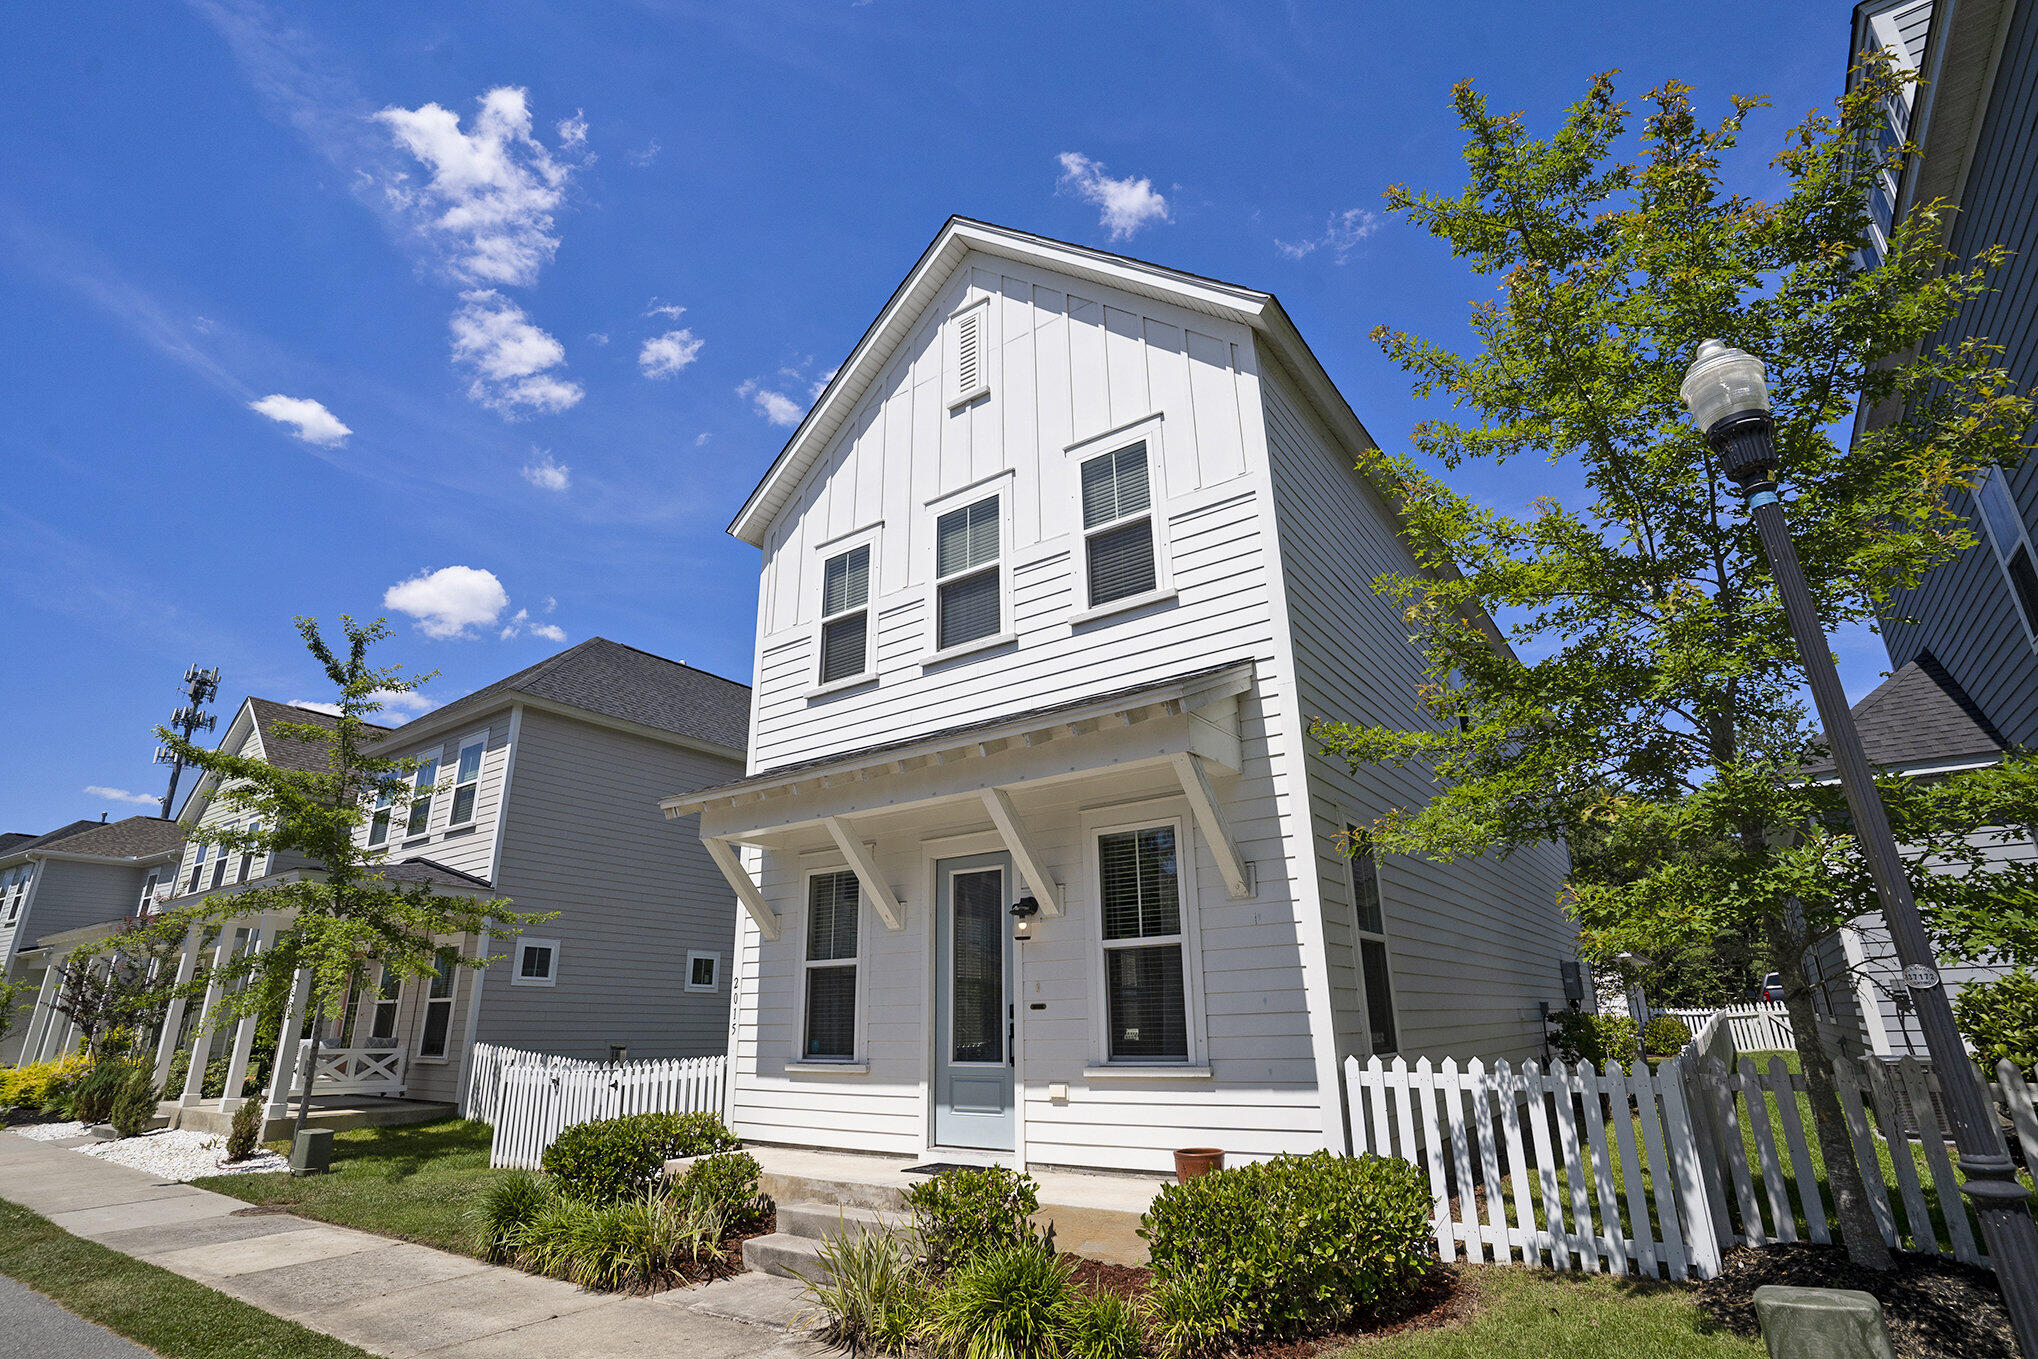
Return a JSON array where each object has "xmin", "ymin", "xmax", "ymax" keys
[{"xmin": 1695, "ymin": 1242, "xmax": 2015, "ymax": 1359}]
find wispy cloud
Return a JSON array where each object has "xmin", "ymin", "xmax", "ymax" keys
[
  {"xmin": 384, "ymin": 565, "xmax": 511, "ymax": 639},
  {"xmin": 450, "ymin": 290, "xmax": 583, "ymax": 417},
  {"xmin": 289, "ymin": 689, "xmax": 438, "ymax": 721},
  {"xmin": 521, "ymin": 451, "xmax": 571, "ymax": 491},
  {"xmin": 249, "ymin": 393, "xmax": 351, "ymax": 446},
  {"xmin": 625, "ymin": 139, "xmax": 661, "ymax": 167},
  {"xmin": 85, "ymin": 786, "xmax": 161, "ymax": 807},
  {"xmin": 499, "ymin": 607, "xmax": 567, "ymax": 643},
  {"xmin": 556, "ymin": 109, "xmax": 588, "ymax": 150},
  {"xmin": 640, "ymin": 329, "xmax": 704, "ymax": 378},
  {"xmin": 736, "ymin": 378, "xmax": 803, "ymax": 427},
  {"xmin": 645, "ymin": 299, "xmax": 686, "ymax": 320},
  {"xmin": 1274, "ymin": 208, "xmax": 1380, "ymax": 263},
  {"xmin": 1056, "ymin": 152, "xmax": 1170, "ymax": 240}
]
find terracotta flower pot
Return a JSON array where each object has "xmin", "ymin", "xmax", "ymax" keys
[{"xmin": 1173, "ymin": 1147, "xmax": 1225, "ymax": 1182}]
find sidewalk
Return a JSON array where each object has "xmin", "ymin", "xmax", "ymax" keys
[{"xmin": 0, "ymin": 1130, "xmax": 823, "ymax": 1359}]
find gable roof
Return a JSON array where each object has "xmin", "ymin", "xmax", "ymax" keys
[
  {"xmin": 1, "ymin": 820, "xmax": 103, "ymax": 862},
  {"xmin": 1805, "ymin": 654, "xmax": 2009, "ymax": 776},
  {"xmin": 248, "ymin": 698, "xmax": 393, "ymax": 773},
  {"xmin": 0, "ymin": 833, "xmax": 36, "ymax": 855},
  {"xmin": 1, "ymin": 816, "xmax": 183, "ymax": 864},
  {"xmin": 377, "ymin": 637, "xmax": 750, "ymax": 755}
]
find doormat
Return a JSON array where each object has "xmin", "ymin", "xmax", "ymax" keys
[{"xmin": 900, "ymin": 1162, "xmax": 983, "ymax": 1176}]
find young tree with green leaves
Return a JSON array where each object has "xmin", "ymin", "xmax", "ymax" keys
[
  {"xmin": 155, "ymin": 616, "xmax": 549, "ymax": 1146},
  {"xmin": 1312, "ymin": 62, "xmax": 2038, "ymax": 1268}
]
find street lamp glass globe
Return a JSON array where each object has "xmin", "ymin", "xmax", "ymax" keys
[{"xmin": 1680, "ymin": 339, "xmax": 1771, "ymax": 432}]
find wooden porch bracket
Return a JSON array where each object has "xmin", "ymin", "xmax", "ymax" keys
[
  {"xmin": 824, "ymin": 816, "xmax": 905, "ymax": 931},
  {"xmin": 705, "ymin": 836, "xmax": 781, "ymax": 941},
  {"xmin": 1171, "ymin": 752, "xmax": 1255, "ymax": 900},
  {"xmin": 980, "ymin": 786, "xmax": 1063, "ymax": 916}
]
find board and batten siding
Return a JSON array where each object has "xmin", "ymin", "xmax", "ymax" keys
[
  {"xmin": 1258, "ymin": 354, "xmax": 1577, "ymax": 1069},
  {"xmin": 482, "ymin": 706, "xmax": 742, "ymax": 1063}
]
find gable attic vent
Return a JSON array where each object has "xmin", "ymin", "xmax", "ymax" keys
[{"xmin": 947, "ymin": 298, "xmax": 991, "ymax": 409}]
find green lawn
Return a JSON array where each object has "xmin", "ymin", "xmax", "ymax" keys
[
  {"xmin": 1338, "ymin": 1265, "xmax": 1759, "ymax": 1357},
  {"xmin": 0, "ymin": 1196, "xmax": 373, "ymax": 1359},
  {"xmin": 194, "ymin": 1118, "xmax": 505, "ymax": 1256}
]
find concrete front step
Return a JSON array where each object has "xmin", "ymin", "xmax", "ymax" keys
[
  {"xmin": 742, "ymin": 1199, "xmax": 913, "ymax": 1281},
  {"xmin": 741, "ymin": 1229, "xmax": 826, "ymax": 1280}
]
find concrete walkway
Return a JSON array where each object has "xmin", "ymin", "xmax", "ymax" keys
[
  {"xmin": 0, "ymin": 1130, "xmax": 825, "ymax": 1359},
  {"xmin": 0, "ymin": 1274, "xmax": 156, "ymax": 1359}
]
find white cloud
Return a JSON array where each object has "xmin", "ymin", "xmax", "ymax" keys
[
  {"xmin": 376, "ymin": 87, "xmax": 575, "ymax": 288},
  {"xmin": 640, "ymin": 329, "xmax": 704, "ymax": 378},
  {"xmin": 810, "ymin": 367, "xmax": 838, "ymax": 399},
  {"xmin": 499, "ymin": 607, "xmax": 567, "ymax": 643},
  {"xmin": 85, "ymin": 786, "xmax": 159, "ymax": 807},
  {"xmin": 625, "ymin": 139, "xmax": 661, "ymax": 167},
  {"xmin": 587, "ymin": 332, "xmax": 610, "ymax": 346},
  {"xmin": 450, "ymin": 290, "xmax": 583, "ymax": 417},
  {"xmin": 694, "ymin": 431, "xmax": 712, "ymax": 446},
  {"xmin": 384, "ymin": 565, "xmax": 510, "ymax": 639},
  {"xmin": 556, "ymin": 109, "xmax": 588, "ymax": 149},
  {"xmin": 249, "ymin": 394, "xmax": 351, "ymax": 446},
  {"xmin": 521, "ymin": 451, "xmax": 571, "ymax": 491},
  {"xmin": 645, "ymin": 299, "xmax": 686, "ymax": 320},
  {"xmin": 1274, "ymin": 208, "xmax": 1381, "ymax": 263},
  {"xmin": 1056, "ymin": 152, "xmax": 1170, "ymax": 240},
  {"xmin": 736, "ymin": 379, "xmax": 803, "ymax": 427},
  {"xmin": 288, "ymin": 690, "xmax": 438, "ymax": 721}
]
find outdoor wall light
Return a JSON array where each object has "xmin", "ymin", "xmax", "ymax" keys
[{"xmin": 1009, "ymin": 896, "xmax": 1040, "ymax": 938}]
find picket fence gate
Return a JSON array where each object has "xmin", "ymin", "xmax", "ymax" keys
[
  {"xmin": 1654, "ymin": 1003, "xmax": 1794, "ymax": 1054},
  {"xmin": 467, "ymin": 1041, "xmax": 727, "ymax": 1170},
  {"xmin": 1344, "ymin": 1040, "xmax": 2038, "ymax": 1282}
]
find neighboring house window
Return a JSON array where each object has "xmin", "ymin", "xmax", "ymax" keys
[
  {"xmin": 1976, "ymin": 465, "xmax": 2038, "ymax": 645},
  {"xmin": 136, "ymin": 872, "xmax": 159, "ymax": 916},
  {"xmin": 2, "ymin": 868, "xmax": 24, "ymax": 923},
  {"xmin": 818, "ymin": 545, "xmax": 872, "ymax": 685},
  {"xmin": 187, "ymin": 843, "xmax": 208, "ymax": 893},
  {"xmin": 513, "ymin": 937, "xmax": 559, "ymax": 987},
  {"xmin": 237, "ymin": 821, "xmax": 262, "ymax": 883},
  {"xmin": 1080, "ymin": 441, "xmax": 1157, "ymax": 607},
  {"xmin": 1348, "ymin": 828, "xmax": 1399, "ymax": 1056},
  {"xmin": 368, "ymin": 786, "xmax": 394, "ymax": 846},
  {"xmin": 803, "ymin": 870, "xmax": 859, "ymax": 1060},
  {"xmin": 448, "ymin": 736, "xmax": 485, "ymax": 827},
  {"xmin": 686, "ymin": 950, "xmax": 721, "ymax": 993},
  {"xmin": 934, "ymin": 495, "xmax": 1003, "ymax": 649},
  {"xmin": 406, "ymin": 757, "xmax": 439, "ymax": 838},
  {"xmin": 368, "ymin": 966, "xmax": 402, "ymax": 1044},
  {"xmin": 1099, "ymin": 824, "xmax": 1189, "ymax": 1062},
  {"xmin": 417, "ymin": 945, "xmax": 459, "ymax": 1058},
  {"xmin": 210, "ymin": 842, "xmax": 229, "ymax": 890}
]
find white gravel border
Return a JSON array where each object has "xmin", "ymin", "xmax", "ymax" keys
[
  {"xmin": 77, "ymin": 1128, "xmax": 288, "ymax": 1180},
  {"xmin": 9, "ymin": 1121, "xmax": 89, "ymax": 1142}
]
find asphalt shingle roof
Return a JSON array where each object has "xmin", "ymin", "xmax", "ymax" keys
[
  {"xmin": 381, "ymin": 857, "xmax": 493, "ymax": 891},
  {"xmin": 391, "ymin": 637, "xmax": 750, "ymax": 753},
  {"xmin": 1804, "ymin": 654, "xmax": 2009, "ymax": 776},
  {"xmin": 1, "ymin": 817, "xmax": 183, "ymax": 862},
  {"xmin": 247, "ymin": 698, "xmax": 394, "ymax": 773}
]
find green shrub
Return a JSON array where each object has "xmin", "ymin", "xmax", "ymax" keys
[
  {"xmin": 1138, "ymin": 1151, "xmax": 1434, "ymax": 1355},
  {"xmin": 0, "ymin": 1055, "xmax": 91, "ymax": 1112},
  {"xmin": 108, "ymin": 1069, "xmax": 160, "ymax": 1140},
  {"xmin": 539, "ymin": 1111, "xmax": 740, "ymax": 1203},
  {"xmin": 1548, "ymin": 1011, "xmax": 1639, "ymax": 1066},
  {"xmin": 797, "ymin": 1225, "xmax": 928, "ymax": 1355},
  {"xmin": 1955, "ymin": 970, "xmax": 2038, "ymax": 1073},
  {"xmin": 474, "ymin": 1169, "xmax": 556, "ymax": 1262},
  {"xmin": 1642, "ymin": 1014, "xmax": 1694, "ymax": 1056},
  {"xmin": 74, "ymin": 1058, "xmax": 135, "ymax": 1125},
  {"xmin": 1058, "ymin": 1283, "xmax": 1146, "ymax": 1359},
  {"xmin": 224, "ymin": 1097, "xmax": 262, "ymax": 1162},
  {"xmin": 904, "ymin": 1164, "xmax": 1042, "ymax": 1275},
  {"xmin": 679, "ymin": 1150, "xmax": 763, "ymax": 1230},
  {"xmin": 920, "ymin": 1243, "xmax": 1072, "ymax": 1359}
]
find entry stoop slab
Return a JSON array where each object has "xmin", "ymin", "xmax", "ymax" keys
[{"xmin": 172, "ymin": 1097, "xmax": 457, "ymax": 1141}]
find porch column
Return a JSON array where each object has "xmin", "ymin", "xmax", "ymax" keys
[
  {"xmin": 261, "ymin": 966, "xmax": 313, "ymax": 1121},
  {"xmin": 17, "ymin": 958, "xmax": 62, "ymax": 1066},
  {"xmin": 179, "ymin": 925, "xmax": 243, "ymax": 1107},
  {"xmin": 151, "ymin": 921, "xmax": 206, "ymax": 1087},
  {"xmin": 218, "ymin": 915, "xmax": 272, "ymax": 1110}
]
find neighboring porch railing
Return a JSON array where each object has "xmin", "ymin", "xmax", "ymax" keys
[
  {"xmin": 290, "ymin": 1040, "xmax": 407, "ymax": 1097},
  {"xmin": 466, "ymin": 1041, "xmax": 727, "ymax": 1169}
]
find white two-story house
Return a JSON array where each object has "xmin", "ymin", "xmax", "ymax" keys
[{"xmin": 662, "ymin": 218, "xmax": 1577, "ymax": 1175}]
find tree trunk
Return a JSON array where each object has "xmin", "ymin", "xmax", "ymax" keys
[
  {"xmin": 289, "ymin": 999, "xmax": 325, "ymax": 1150},
  {"xmin": 1764, "ymin": 916, "xmax": 1892, "ymax": 1269}
]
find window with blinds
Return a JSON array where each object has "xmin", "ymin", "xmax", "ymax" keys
[
  {"xmin": 804, "ymin": 870, "xmax": 860, "ymax": 1060},
  {"xmin": 1976, "ymin": 467, "xmax": 2038, "ymax": 644},
  {"xmin": 369, "ymin": 785, "xmax": 394, "ymax": 846},
  {"xmin": 449, "ymin": 737, "xmax": 485, "ymax": 825},
  {"xmin": 935, "ymin": 495, "xmax": 1001, "ymax": 649},
  {"xmin": 819, "ymin": 544, "xmax": 872, "ymax": 684},
  {"xmin": 418, "ymin": 944, "xmax": 458, "ymax": 1058},
  {"xmin": 1348, "ymin": 827, "xmax": 1398, "ymax": 1055},
  {"xmin": 1080, "ymin": 442, "xmax": 1157, "ymax": 607},
  {"xmin": 407, "ymin": 756, "xmax": 439, "ymax": 838},
  {"xmin": 1099, "ymin": 824, "xmax": 1189, "ymax": 1061}
]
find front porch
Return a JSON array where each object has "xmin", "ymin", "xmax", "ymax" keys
[{"xmin": 167, "ymin": 1092, "xmax": 456, "ymax": 1141}]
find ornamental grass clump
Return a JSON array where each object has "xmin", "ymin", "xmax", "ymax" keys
[
  {"xmin": 1056, "ymin": 1280, "xmax": 1146, "ymax": 1359},
  {"xmin": 920, "ymin": 1243, "xmax": 1074, "ymax": 1359},
  {"xmin": 904, "ymin": 1164, "xmax": 1042, "ymax": 1275},
  {"xmin": 797, "ymin": 1224, "xmax": 928, "ymax": 1355},
  {"xmin": 473, "ymin": 1169, "xmax": 556, "ymax": 1262},
  {"xmin": 1139, "ymin": 1151, "xmax": 1434, "ymax": 1357}
]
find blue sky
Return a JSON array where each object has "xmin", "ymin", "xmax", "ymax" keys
[{"xmin": 0, "ymin": 1, "xmax": 1873, "ymax": 831}]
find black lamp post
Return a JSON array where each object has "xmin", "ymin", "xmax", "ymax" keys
[{"xmin": 1682, "ymin": 340, "xmax": 2038, "ymax": 1352}]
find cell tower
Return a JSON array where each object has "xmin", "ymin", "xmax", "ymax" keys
[{"xmin": 153, "ymin": 665, "xmax": 221, "ymax": 818}]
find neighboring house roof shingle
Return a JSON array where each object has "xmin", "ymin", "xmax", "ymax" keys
[
  {"xmin": 247, "ymin": 698, "xmax": 393, "ymax": 773},
  {"xmin": 0, "ymin": 833, "xmax": 38, "ymax": 855},
  {"xmin": 1805, "ymin": 654, "xmax": 2009, "ymax": 776},
  {"xmin": 33, "ymin": 817, "xmax": 184, "ymax": 860},
  {"xmin": 2, "ymin": 820, "xmax": 104, "ymax": 859},
  {"xmin": 387, "ymin": 637, "xmax": 750, "ymax": 753},
  {"xmin": 380, "ymin": 857, "xmax": 493, "ymax": 892}
]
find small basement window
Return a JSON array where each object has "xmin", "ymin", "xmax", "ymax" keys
[
  {"xmin": 686, "ymin": 950, "xmax": 722, "ymax": 993},
  {"xmin": 514, "ymin": 937, "xmax": 559, "ymax": 987}
]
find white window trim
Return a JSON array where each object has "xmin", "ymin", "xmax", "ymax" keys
[
  {"xmin": 404, "ymin": 750, "xmax": 443, "ymax": 843},
  {"xmin": 1064, "ymin": 413, "xmax": 1172, "ymax": 616},
  {"xmin": 236, "ymin": 820, "xmax": 266, "ymax": 885},
  {"xmin": 921, "ymin": 475, "xmax": 1017, "ymax": 664},
  {"xmin": 512, "ymin": 936, "xmax": 560, "ymax": 988},
  {"xmin": 186, "ymin": 841, "xmax": 209, "ymax": 894},
  {"xmin": 415, "ymin": 944, "xmax": 460, "ymax": 1063},
  {"xmin": 136, "ymin": 871, "xmax": 159, "ymax": 916},
  {"xmin": 686, "ymin": 949, "xmax": 723, "ymax": 994},
  {"xmin": 1346, "ymin": 821, "xmax": 1404, "ymax": 1058},
  {"xmin": 1975, "ymin": 465, "xmax": 2038, "ymax": 649},
  {"xmin": 445, "ymin": 731, "xmax": 489, "ymax": 829},
  {"xmin": 794, "ymin": 863, "xmax": 867, "ymax": 1065},
  {"xmin": 945, "ymin": 296, "xmax": 992, "ymax": 410},
  {"xmin": 1081, "ymin": 801, "xmax": 1207, "ymax": 1071},
  {"xmin": 368, "ymin": 964, "xmax": 404, "ymax": 1045},
  {"xmin": 367, "ymin": 783, "xmax": 396, "ymax": 848},
  {"xmin": 810, "ymin": 524, "xmax": 883, "ymax": 694}
]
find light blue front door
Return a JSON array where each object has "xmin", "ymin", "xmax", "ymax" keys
[{"xmin": 933, "ymin": 852, "xmax": 1015, "ymax": 1150}]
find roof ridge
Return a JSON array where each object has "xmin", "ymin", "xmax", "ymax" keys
[{"xmin": 574, "ymin": 636, "xmax": 752, "ymax": 691}]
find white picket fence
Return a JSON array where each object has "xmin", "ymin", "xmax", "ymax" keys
[
  {"xmin": 1344, "ymin": 1047, "xmax": 2038, "ymax": 1282},
  {"xmin": 1655, "ymin": 1003, "xmax": 1793, "ymax": 1053},
  {"xmin": 466, "ymin": 1041, "xmax": 727, "ymax": 1170}
]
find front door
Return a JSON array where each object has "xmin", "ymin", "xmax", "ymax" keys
[{"xmin": 933, "ymin": 852, "xmax": 1016, "ymax": 1150}]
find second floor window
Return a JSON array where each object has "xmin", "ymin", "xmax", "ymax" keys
[
  {"xmin": 819, "ymin": 544, "xmax": 872, "ymax": 685},
  {"xmin": 369, "ymin": 787, "xmax": 394, "ymax": 846},
  {"xmin": 238, "ymin": 820, "xmax": 262, "ymax": 883},
  {"xmin": 1976, "ymin": 466, "xmax": 2038, "ymax": 645},
  {"xmin": 136, "ymin": 871, "xmax": 158, "ymax": 915},
  {"xmin": 935, "ymin": 495, "xmax": 1002, "ymax": 649},
  {"xmin": 187, "ymin": 842, "xmax": 208, "ymax": 893},
  {"xmin": 1081, "ymin": 441, "xmax": 1157, "ymax": 607},
  {"xmin": 407, "ymin": 757, "xmax": 439, "ymax": 838},
  {"xmin": 449, "ymin": 737, "xmax": 485, "ymax": 826}
]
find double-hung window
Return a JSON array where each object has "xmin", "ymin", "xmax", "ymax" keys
[
  {"xmin": 802, "ymin": 870, "xmax": 859, "ymax": 1061},
  {"xmin": 3, "ymin": 868, "xmax": 26, "ymax": 922},
  {"xmin": 368, "ymin": 786, "xmax": 394, "ymax": 847},
  {"xmin": 1099, "ymin": 824, "xmax": 1190, "ymax": 1062},
  {"xmin": 818, "ymin": 545, "xmax": 872, "ymax": 685},
  {"xmin": 1976, "ymin": 466, "xmax": 2038, "ymax": 645},
  {"xmin": 934, "ymin": 495, "xmax": 1002, "ymax": 649},
  {"xmin": 406, "ymin": 756, "xmax": 439, "ymax": 839},
  {"xmin": 1080, "ymin": 441, "xmax": 1158, "ymax": 607},
  {"xmin": 1347, "ymin": 828, "xmax": 1399, "ymax": 1056},
  {"xmin": 187, "ymin": 843, "xmax": 209, "ymax": 893},
  {"xmin": 448, "ymin": 736, "xmax": 485, "ymax": 827},
  {"xmin": 417, "ymin": 945, "xmax": 458, "ymax": 1059},
  {"xmin": 368, "ymin": 966, "xmax": 402, "ymax": 1044},
  {"xmin": 237, "ymin": 821, "xmax": 262, "ymax": 883},
  {"xmin": 210, "ymin": 841, "xmax": 230, "ymax": 890},
  {"xmin": 136, "ymin": 872, "xmax": 158, "ymax": 916}
]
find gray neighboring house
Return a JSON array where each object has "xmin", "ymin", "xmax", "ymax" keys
[{"xmin": 0, "ymin": 816, "xmax": 185, "ymax": 1064}]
